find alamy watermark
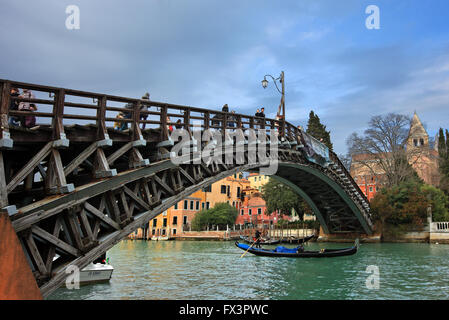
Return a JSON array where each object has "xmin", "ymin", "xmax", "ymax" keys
[
  {"xmin": 365, "ymin": 5, "xmax": 380, "ymax": 30},
  {"xmin": 66, "ymin": 5, "xmax": 80, "ymax": 30},
  {"xmin": 365, "ymin": 265, "xmax": 380, "ymax": 289},
  {"xmin": 169, "ymin": 128, "xmax": 279, "ymax": 176},
  {"xmin": 65, "ymin": 264, "xmax": 80, "ymax": 290}
]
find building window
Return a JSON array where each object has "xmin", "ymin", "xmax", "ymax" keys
[
  {"xmin": 202, "ymin": 185, "xmax": 212, "ymax": 192},
  {"xmin": 420, "ymin": 138, "xmax": 424, "ymax": 146},
  {"xmin": 237, "ymin": 187, "xmax": 241, "ymax": 198},
  {"xmin": 221, "ymin": 185, "xmax": 227, "ymax": 194},
  {"xmin": 258, "ymin": 208, "xmax": 262, "ymax": 215},
  {"xmin": 190, "ymin": 200, "xmax": 194, "ymax": 210},
  {"xmin": 161, "ymin": 229, "xmax": 166, "ymax": 236},
  {"xmin": 206, "ymin": 202, "xmax": 210, "ymax": 210},
  {"xmin": 153, "ymin": 219, "xmax": 157, "ymax": 227},
  {"xmin": 173, "ymin": 216, "xmax": 178, "ymax": 225},
  {"xmin": 152, "ymin": 229, "xmax": 156, "ymax": 235},
  {"xmin": 196, "ymin": 201, "xmax": 200, "ymax": 211},
  {"xmin": 414, "ymin": 139, "xmax": 418, "ymax": 146},
  {"xmin": 184, "ymin": 200, "xmax": 188, "ymax": 210},
  {"xmin": 173, "ymin": 229, "xmax": 177, "ymax": 235},
  {"xmin": 202, "ymin": 202, "xmax": 205, "ymax": 210},
  {"xmin": 174, "ymin": 203, "xmax": 178, "ymax": 210},
  {"xmin": 183, "ymin": 216, "xmax": 188, "ymax": 225},
  {"xmin": 369, "ymin": 187, "xmax": 373, "ymax": 192},
  {"xmin": 232, "ymin": 201, "xmax": 235, "ymax": 207},
  {"xmin": 241, "ymin": 209, "xmax": 244, "ymax": 216},
  {"xmin": 163, "ymin": 218, "xmax": 167, "ymax": 227},
  {"xmin": 249, "ymin": 209, "xmax": 252, "ymax": 216}
]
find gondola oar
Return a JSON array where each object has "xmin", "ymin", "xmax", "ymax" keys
[{"xmin": 240, "ymin": 237, "xmax": 259, "ymax": 258}]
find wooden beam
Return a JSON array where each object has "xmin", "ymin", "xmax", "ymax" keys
[
  {"xmin": 106, "ymin": 141, "xmax": 133, "ymax": 165},
  {"xmin": 45, "ymin": 149, "xmax": 70, "ymax": 194},
  {"xmin": 52, "ymin": 89, "xmax": 65, "ymax": 140},
  {"xmin": 24, "ymin": 232, "xmax": 48, "ymax": 276},
  {"xmin": 123, "ymin": 186, "xmax": 151, "ymax": 211},
  {"xmin": 7, "ymin": 141, "xmax": 53, "ymax": 193},
  {"xmin": 44, "ymin": 217, "xmax": 62, "ymax": 272},
  {"xmin": 63, "ymin": 212, "xmax": 84, "ymax": 250},
  {"xmin": 79, "ymin": 209, "xmax": 94, "ymax": 242},
  {"xmin": 64, "ymin": 141, "xmax": 98, "ymax": 176},
  {"xmin": 84, "ymin": 201, "xmax": 120, "ymax": 231},
  {"xmin": 31, "ymin": 225, "xmax": 80, "ymax": 257},
  {"xmin": 0, "ymin": 81, "xmax": 10, "ymax": 141},
  {"xmin": 153, "ymin": 174, "xmax": 175, "ymax": 196}
]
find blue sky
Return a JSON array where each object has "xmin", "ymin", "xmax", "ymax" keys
[{"xmin": 1, "ymin": 0, "xmax": 449, "ymax": 154}]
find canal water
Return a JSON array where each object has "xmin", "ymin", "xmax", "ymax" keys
[{"xmin": 47, "ymin": 240, "xmax": 449, "ymax": 300}]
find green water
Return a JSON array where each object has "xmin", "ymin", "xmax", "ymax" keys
[{"xmin": 47, "ymin": 240, "xmax": 449, "ymax": 300}]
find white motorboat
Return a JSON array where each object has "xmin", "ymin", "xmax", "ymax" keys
[{"xmin": 79, "ymin": 262, "xmax": 114, "ymax": 284}]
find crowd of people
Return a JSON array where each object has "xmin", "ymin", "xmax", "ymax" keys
[{"xmin": 7, "ymin": 87, "xmax": 278, "ymax": 135}]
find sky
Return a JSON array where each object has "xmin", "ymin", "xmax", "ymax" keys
[{"xmin": 1, "ymin": 0, "xmax": 449, "ymax": 155}]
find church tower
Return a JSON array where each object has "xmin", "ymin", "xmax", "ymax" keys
[{"xmin": 407, "ymin": 112, "xmax": 429, "ymax": 150}]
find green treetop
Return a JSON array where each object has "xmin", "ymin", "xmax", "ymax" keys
[{"xmin": 306, "ymin": 111, "xmax": 333, "ymax": 150}]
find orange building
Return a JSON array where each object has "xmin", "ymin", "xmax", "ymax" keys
[{"xmin": 235, "ymin": 189, "xmax": 290, "ymax": 228}]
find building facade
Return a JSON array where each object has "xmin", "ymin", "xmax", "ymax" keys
[{"xmin": 350, "ymin": 112, "xmax": 440, "ymax": 200}]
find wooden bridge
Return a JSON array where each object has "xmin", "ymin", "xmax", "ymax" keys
[{"xmin": 0, "ymin": 79, "xmax": 373, "ymax": 299}]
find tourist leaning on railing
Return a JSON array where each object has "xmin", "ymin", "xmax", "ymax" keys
[
  {"xmin": 18, "ymin": 89, "xmax": 37, "ymax": 128},
  {"xmin": 8, "ymin": 87, "xmax": 20, "ymax": 126}
]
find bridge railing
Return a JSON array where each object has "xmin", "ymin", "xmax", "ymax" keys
[
  {"xmin": 1, "ymin": 79, "xmax": 299, "ymax": 146},
  {"xmin": 329, "ymin": 151, "xmax": 370, "ymax": 206}
]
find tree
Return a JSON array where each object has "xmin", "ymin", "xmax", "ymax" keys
[
  {"xmin": 191, "ymin": 202, "xmax": 238, "ymax": 231},
  {"xmin": 438, "ymin": 128, "xmax": 449, "ymax": 195},
  {"xmin": 371, "ymin": 180, "xmax": 429, "ymax": 227},
  {"xmin": 421, "ymin": 184, "xmax": 449, "ymax": 222},
  {"xmin": 347, "ymin": 113, "xmax": 424, "ymax": 188},
  {"xmin": 306, "ymin": 111, "xmax": 333, "ymax": 150},
  {"xmin": 261, "ymin": 179, "xmax": 312, "ymax": 220}
]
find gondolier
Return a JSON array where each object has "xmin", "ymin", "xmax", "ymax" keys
[{"xmin": 254, "ymin": 230, "xmax": 261, "ymax": 248}]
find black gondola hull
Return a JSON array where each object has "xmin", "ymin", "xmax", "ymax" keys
[{"xmin": 235, "ymin": 241, "xmax": 358, "ymax": 258}]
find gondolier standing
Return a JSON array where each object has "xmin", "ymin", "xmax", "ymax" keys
[{"xmin": 254, "ymin": 230, "xmax": 261, "ymax": 248}]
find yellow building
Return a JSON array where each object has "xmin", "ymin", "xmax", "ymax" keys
[
  {"xmin": 130, "ymin": 172, "xmax": 250, "ymax": 239},
  {"xmin": 248, "ymin": 173, "xmax": 270, "ymax": 192}
]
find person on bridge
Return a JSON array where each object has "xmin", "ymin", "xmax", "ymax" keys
[
  {"xmin": 228, "ymin": 110, "xmax": 236, "ymax": 130},
  {"xmin": 140, "ymin": 92, "xmax": 150, "ymax": 130},
  {"xmin": 259, "ymin": 107, "xmax": 266, "ymax": 129},
  {"xmin": 167, "ymin": 116, "xmax": 173, "ymax": 133},
  {"xmin": 114, "ymin": 112, "xmax": 125, "ymax": 131},
  {"xmin": 18, "ymin": 89, "xmax": 37, "ymax": 128},
  {"xmin": 8, "ymin": 87, "xmax": 20, "ymax": 127}
]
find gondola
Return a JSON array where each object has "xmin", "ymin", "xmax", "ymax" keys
[
  {"xmin": 239, "ymin": 235, "xmax": 280, "ymax": 245},
  {"xmin": 235, "ymin": 239, "xmax": 359, "ymax": 258},
  {"xmin": 279, "ymin": 234, "xmax": 315, "ymax": 244}
]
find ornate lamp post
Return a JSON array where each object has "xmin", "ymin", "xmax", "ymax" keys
[{"xmin": 261, "ymin": 71, "xmax": 285, "ymax": 120}]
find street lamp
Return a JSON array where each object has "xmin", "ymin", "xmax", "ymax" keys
[{"xmin": 261, "ymin": 71, "xmax": 285, "ymax": 120}]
